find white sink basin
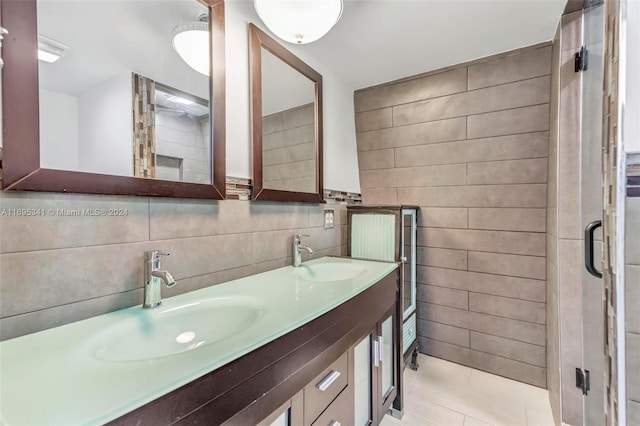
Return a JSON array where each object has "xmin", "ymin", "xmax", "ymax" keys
[
  {"xmin": 94, "ymin": 297, "xmax": 264, "ymax": 362},
  {"xmin": 293, "ymin": 262, "xmax": 367, "ymax": 282}
]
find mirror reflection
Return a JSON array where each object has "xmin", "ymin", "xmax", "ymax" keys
[
  {"xmin": 261, "ymin": 47, "xmax": 316, "ymax": 193},
  {"xmin": 37, "ymin": 0, "xmax": 212, "ymax": 184}
]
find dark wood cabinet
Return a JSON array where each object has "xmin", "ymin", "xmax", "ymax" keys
[{"xmin": 353, "ymin": 305, "xmax": 399, "ymax": 425}]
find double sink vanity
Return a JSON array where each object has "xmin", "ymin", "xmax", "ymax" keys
[
  {"xmin": 0, "ymin": 257, "xmax": 401, "ymax": 425},
  {"xmin": 0, "ymin": 0, "xmax": 404, "ymax": 424}
]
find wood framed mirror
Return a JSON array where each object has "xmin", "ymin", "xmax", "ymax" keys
[
  {"xmin": 249, "ymin": 24, "xmax": 323, "ymax": 203},
  {"xmin": 1, "ymin": 0, "xmax": 226, "ymax": 199}
]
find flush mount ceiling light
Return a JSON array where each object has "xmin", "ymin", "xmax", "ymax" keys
[
  {"xmin": 172, "ymin": 13, "xmax": 209, "ymax": 76},
  {"xmin": 38, "ymin": 35, "xmax": 69, "ymax": 63},
  {"xmin": 253, "ymin": 0, "xmax": 343, "ymax": 44}
]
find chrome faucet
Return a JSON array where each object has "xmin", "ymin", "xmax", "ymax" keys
[
  {"xmin": 293, "ymin": 234, "xmax": 314, "ymax": 267},
  {"xmin": 0, "ymin": 27, "xmax": 8, "ymax": 69},
  {"xmin": 143, "ymin": 250, "xmax": 176, "ymax": 309}
]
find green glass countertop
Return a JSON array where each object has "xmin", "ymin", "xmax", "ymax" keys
[{"xmin": 0, "ymin": 257, "xmax": 397, "ymax": 425}]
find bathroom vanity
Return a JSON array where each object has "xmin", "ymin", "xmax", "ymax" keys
[{"xmin": 0, "ymin": 257, "xmax": 399, "ymax": 425}]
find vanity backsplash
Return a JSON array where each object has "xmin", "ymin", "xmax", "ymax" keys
[{"xmin": 0, "ymin": 191, "xmax": 347, "ymax": 341}]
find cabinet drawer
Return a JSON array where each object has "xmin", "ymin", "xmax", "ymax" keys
[
  {"xmin": 311, "ymin": 387, "xmax": 354, "ymax": 426},
  {"xmin": 304, "ymin": 353, "xmax": 348, "ymax": 425}
]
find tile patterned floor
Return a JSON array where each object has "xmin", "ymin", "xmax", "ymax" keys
[{"xmin": 380, "ymin": 355, "xmax": 555, "ymax": 426}]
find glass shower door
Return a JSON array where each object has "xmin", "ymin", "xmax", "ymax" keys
[{"xmin": 581, "ymin": 3, "xmax": 606, "ymax": 424}]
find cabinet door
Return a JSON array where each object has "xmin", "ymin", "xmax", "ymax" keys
[
  {"xmin": 353, "ymin": 333, "xmax": 376, "ymax": 426},
  {"xmin": 257, "ymin": 391, "xmax": 303, "ymax": 426},
  {"xmin": 377, "ymin": 308, "xmax": 398, "ymax": 419}
]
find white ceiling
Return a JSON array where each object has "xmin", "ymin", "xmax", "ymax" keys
[
  {"xmin": 36, "ymin": 0, "xmax": 566, "ymax": 100},
  {"xmin": 289, "ymin": 0, "xmax": 567, "ymax": 90},
  {"xmin": 37, "ymin": 0, "xmax": 209, "ymax": 99},
  {"xmin": 261, "ymin": 47, "xmax": 315, "ymax": 116}
]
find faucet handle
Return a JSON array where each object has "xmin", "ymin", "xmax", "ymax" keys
[
  {"xmin": 146, "ymin": 250, "xmax": 170, "ymax": 261},
  {"xmin": 295, "ymin": 234, "xmax": 310, "ymax": 238}
]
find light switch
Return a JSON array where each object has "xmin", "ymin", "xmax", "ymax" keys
[{"xmin": 324, "ymin": 210, "xmax": 335, "ymax": 229}]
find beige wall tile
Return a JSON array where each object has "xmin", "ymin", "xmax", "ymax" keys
[
  {"xmin": 0, "ymin": 241, "xmax": 151, "ymax": 317},
  {"xmin": 263, "ymin": 147, "xmax": 287, "ymax": 166},
  {"xmin": 252, "ymin": 227, "xmax": 340, "ymax": 264},
  {"xmin": 547, "ymin": 260, "xmax": 561, "ymax": 423},
  {"xmin": 397, "ymin": 187, "xmax": 467, "ymax": 207},
  {"xmin": 262, "ymin": 113, "xmax": 283, "ymax": 134},
  {"xmin": 418, "ymin": 208, "xmax": 468, "ymax": 229},
  {"xmin": 360, "ymin": 164, "xmax": 467, "ymax": 189},
  {"xmin": 354, "ymin": 67, "xmax": 468, "ymax": 112},
  {"xmin": 417, "ymin": 284, "xmax": 469, "ymax": 309},
  {"xmin": 464, "ymin": 184, "xmax": 547, "ymax": 208},
  {"xmin": 417, "ymin": 266, "xmax": 546, "ymax": 302},
  {"xmin": 627, "ymin": 333, "xmax": 640, "ymax": 402},
  {"xmin": 470, "ymin": 331, "xmax": 546, "ymax": 367},
  {"xmin": 394, "ymin": 132, "xmax": 549, "ymax": 168},
  {"xmin": 547, "ymin": 234, "xmax": 558, "ymax": 266},
  {"xmin": 557, "ymin": 50, "xmax": 582, "ymax": 240},
  {"xmin": 0, "ymin": 289, "xmax": 142, "ymax": 341},
  {"xmin": 286, "ymin": 142, "xmax": 316, "ymax": 162},
  {"xmin": 468, "ymin": 251, "xmax": 546, "ymax": 280},
  {"xmin": 419, "ymin": 228, "xmax": 546, "ymax": 256},
  {"xmin": 355, "ymin": 108, "xmax": 392, "ymax": 132},
  {"xmin": 416, "ymin": 247, "xmax": 468, "ymax": 270},
  {"xmin": 394, "ymin": 76, "xmax": 550, "ymax": 127},
  {"xmin": 149, "ymin": 199, "xmax": 309, "ymax": 240},
  {"xmin": 420, "ymin": 303, "xmax": 546, "ymax": 346},
  {"xmin": 469, "ymin": 208, "xmax": 546, "ymax": 232},
  {"xmin": 627, "ymin": 198, "xmax": 640, "ymax": 265},
  {"xmin": 281, "ymin": 103, "xmax": 314, "ymax": 129},
  {"xmin": 421, "ymin": 338, "xmax": 547, "ymax": 387},
  {"xmin": 361, "ymin": 188, "xmax": 398, "ymax": 205},
  {"xmin": 356, "ymin": 117, "xmax": 466, "ymax": 151},
  {"xmin": 561, "ymin": 11, "xmax": 583, "ymax": 52},
  {"xmin": 628, "ymin": 401, "xmax": 640, "ymax": 426},
  {"xmin": 0, "ymin": 192, "xmax": 149, "ymax": 254},
  {"xmin": 263, "ymin": 124, "xmax": 314, "ymax": 150},
  {"xmin": 467, "ymin": 158, "xmax": 548, "ymax": 185},
  {"xmin": 357, "ymin": 149, "xmax": 395, "ymax": 170},
  {"xmin": 557, "ymin": 238, "xmax": 583, "ymax": 426},
  {"xmin": 419, "ymin": 319, "xmax": 470, "ymax": 347},
  {"xmin": 469, "ymin": 293, "xmax": 546, "ymax": 325},
  {"xmin": 547, "ymin": 207, "xmax": 558, "ymax": 240},
  {"xmin": 263, "ymin": 159, "xmax": 315, "ymax": 181},
  {"xmin": 160, "ymin": 234, "xmax": 254, "ymax": 279},
  {"xmin": 627, "ymin": 266, "xmax": 640, "ymax": 334},
  {"xmin": 468, "ymin": 46, "xmax": 552, "ymax": 90},
  {"xmin": 467, "ymin": 104, "xmax": 550, "ymax": 139}
]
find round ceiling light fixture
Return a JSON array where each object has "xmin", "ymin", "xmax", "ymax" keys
[
  {"xmin": 172, "ymin": 14, "xmax": 209, "ymax": 76},
  {"xmin": 253, "ymin": 0, "xmax": 343, "ymax": 45}
]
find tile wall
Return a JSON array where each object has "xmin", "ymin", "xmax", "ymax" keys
[
  {"xmin": 262, "ymin": 103, "xmax": 316, "ymax": 193},
  {"xmin": 0, "ymin": 192, "xmax": 346, "ymax": 341},
  {"xmin": 354, "ymin": 45, "xmax": 552, "ymax": 388},
  {"xmin": 155, "ymin": 112, "xmax": 211, "ymax": 184},
  {"xmin": 626, "ymin": 197, "xmax": 640, "ymax": 424}
]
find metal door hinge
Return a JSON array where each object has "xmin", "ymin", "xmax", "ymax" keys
[
  {"xmin": 576, "ymin": 368, "xmax": 590, "ymax": 395},
  {"xmin": 575, "ymin": 46, "xmax": 588, "ymax": 72}
]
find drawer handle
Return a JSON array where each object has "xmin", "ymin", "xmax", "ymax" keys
[
  {"xmin": 316, "ymin": 370, "xmax": 341, "ymax": 392},
  {"xmin": 329, "ymin": 421, "xmax": 341, "ymax": 426}
]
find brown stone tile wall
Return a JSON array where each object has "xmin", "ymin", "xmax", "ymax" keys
[
  {"xmin": 0, "ymin": 192, "xmax": 347, "ymax": 341},
  {"xmin": 354, "ymin": 45, "xmax": 552, "ymax": 388}
]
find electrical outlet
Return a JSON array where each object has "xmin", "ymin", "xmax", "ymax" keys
[{"xmin": 324, "ymin": 210, "xmax": 335, "ymax": 229}]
